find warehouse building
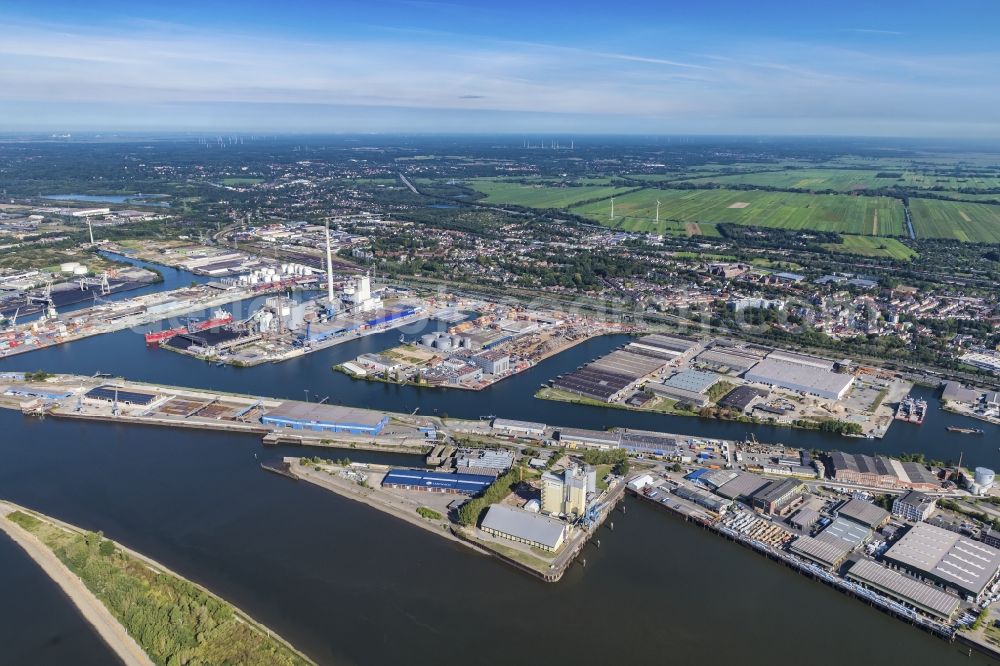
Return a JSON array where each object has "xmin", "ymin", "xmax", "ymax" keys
[
  {"xmin": 715, "ymin": 472, "xmax": 771, "ymax": 502},
  {"xmin": 815, "ymin": 517, "xmax": 872, "ymax": 550},
  {"xmin": 766, "ymin": 350, "xmax": 835, "ymax": 371},
  {"xmin": 836, "ymin": 499, "xmax": 891, "ymax": 530},
  {"xmin": 454, "ymin": 448, "xmax": 515, "ymax": 475},
  {"xmin": 673, "ymin": 484, "xmax": 732, "ymax": 514},
  {"xmin": 751, "ymin": 478, "xmax": 805, "ymax": 514},
  {"xmin": 699, "ymin": 469, "xmax": 740, "ymax": 490},
  {"xmin": 556, "ymin": 427, "xmax": 621, "ymax": 450},
  {"xmin": 481, "ymin": 504, "xmax": 568, "ymax": 552},
  {"xmin": 627, "ymin": 334, "xmax": 700, "ymax": 362},
  {"xmin": 829, "ymin": 452, "xmax": 940, "ymax": 491},
  {"xmin": 787, "ymin": 508, "xmax": 821, "ymax": 532},
  {"xmin": 381, "ymin": 469, "xmax": 494, "ymax": 495},
  {"xmin": 882, "ymin": 522, "xmax": 1000, "ymax": 601},
  {"xmin": 743, "ymin": 358, "xmax": 854, "ymax": 400},
  {"xmin": 717, "ymin": 386, "xmax": 769, "ymax": 414},
  {"xmin": 789, "ymin": 535, "xmax": 851, "ymax": 570},
  {"xmin": 85, "ymin": 385, "xmax": 158, "ymax": 407},
  {"xmin": 551, "ymin": 337, "xmax": 684, "ymax": 403},
  {"xmin": 262, "ymin": 402, "xmax": 388, "ymax": 436},
  {"xmin": 695, "ymin": 347, "xmax": 765, "ymax": 374},
  {"xmin": 846, "ymin": 559, "xmax": 961, "ymax": 621},
  {"xmin": 619, "ymin": 430, "xmax": 683, "ymax": 458},
  {"xmin": 645, "ymin": 369, "xmax": 721, "ymax": 408},
  {"xmin": 491, "ymin": 418, "xmax": 546, "ymax": 437},
  {"xmin": 893, "ymin": 491, "xmax": 937, "ymax": 522}
]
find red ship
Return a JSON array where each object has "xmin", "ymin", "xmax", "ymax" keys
[{"xmin": 145, "ymin": 309, "xmax": 233, "ymax": 344}]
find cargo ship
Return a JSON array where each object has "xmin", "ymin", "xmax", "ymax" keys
[
  {"xmin": 894, "ymin": 395, "xmax": 927, "ymax": 424},
  {"xmin": 144, "ymin": 309, "xmax": 233, "ymax": 344},
  {"xmin": 946, "ymin": 426, "xmax": 984, "ymax": 435}
]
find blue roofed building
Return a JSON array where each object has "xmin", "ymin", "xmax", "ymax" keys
[
  {"xmin": 381, "ymin": 468, "xmax": 494, "ymax": 495},
  {"xmin": 261, "ymin": 401, "xmax": 388, "ymax": 436}
]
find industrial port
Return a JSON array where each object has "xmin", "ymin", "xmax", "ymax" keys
[
  {"xmin": 538, "ymin": 334, "xmax": 912, "ymax": 438},
  {"xmin": 4, "ymin": 369, "xmax": 1000, "ymax": 656},
  {"xmin": 338, "ymin": 306, "xmax": 626, "ymax": 390},
  {"xmin": 0, "ymin": 268, "xmax": 318, "ymax": 358}
]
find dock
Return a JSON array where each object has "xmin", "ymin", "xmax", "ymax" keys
[{"xmin": 628, "ymin": 487, "xmax": 963, "ymax": 646}]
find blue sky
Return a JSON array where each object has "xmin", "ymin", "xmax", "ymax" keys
[{"xmin": 2, "ymin": 0, "xmax": 999, "ymax": 135}]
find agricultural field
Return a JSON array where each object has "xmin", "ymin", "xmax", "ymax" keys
[
  {"xmin": 822, "ymin": 235, "xmax": 917, "ymax": 260},
  {"xmin": 220, "ymin": 177, "xmax": 265, "ymax": 186},
  {"xmin": 677, "ymin": 168, "xmax": 890, "ymax": 191},
  {"xmin": 677, "ymin": 167, "xmax": 1000, "ymax": 193},
  {"xmin": 469, "ymin": 179, "xmax": 629, "ymax": 208},
  {"xmin": 909, "ymin": 199, "xmax": 1000, "ymax": 243},
  {"xmin": 571, "ymin": 188, "xmax": 906, "ymax": 236}
]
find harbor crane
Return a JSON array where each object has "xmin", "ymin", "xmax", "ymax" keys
[{"xmin": 78, "ymin": 272, "xmax": 111, "ymax": 295}]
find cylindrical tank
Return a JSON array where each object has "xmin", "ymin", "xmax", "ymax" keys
[
  {"xmin": 420, "ymin": 333, "xmax": 437, "ymax": 347},
  {"xmin": 73, "ymin": 265, "xmax": 88, "ymax": 275},
  {"xmin": 434, "ymin": 338, "xmax": 453, "ymax": 351},
  {"xmin": 975, "ymin": 467, "xmax": 995, "ymax": 487}
]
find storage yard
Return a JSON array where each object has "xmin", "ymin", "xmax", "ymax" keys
[
  {"xmin": 540, "ymin": 335, "xmax": 909, "ymax": 438},
  {"xmin": 0, "ymin": 277, "xmax": 301, "ymax": 358},
  {"xmin": 340, "ymin": 305, "xmax": 623, "ymax": 390}
]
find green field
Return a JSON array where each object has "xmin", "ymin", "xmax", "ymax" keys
[
  {"xmin": 909, "ymin": 199, "xmax": 1000, "ymax": 243},
  {"xmin": 470, "ymin": 179, "xmax": 629, "ymax": 208},
  {"xmin": 220, "ymin": 177, "xmax": 264, "ymax": 186},
  {"xmin": 822, "ymin": 235, "xmax": 917, "ymax": 260},
  {"xmin": 572, "ymin": 188, "xmax": 905, "ymax": 236},
  {"xmin": 679, "ymin": 168, "xmax": 889, "ymax": 191},
  {"xmin": 678, "ymin": 167, "xmax": 1000, "ymax": 192}
]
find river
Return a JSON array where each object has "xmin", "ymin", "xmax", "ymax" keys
[
  {"xmin": 1, "ymin": 257, "xmax": 998, "ymax": 664},
  {"xmin": 0, "ymin": 413, "xmax": 990, "ymax": 666}
]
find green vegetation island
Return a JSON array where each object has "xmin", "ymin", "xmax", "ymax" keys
[{"xmin": 3, "ymin": 505, "xmax": 313, "ymax": 666}]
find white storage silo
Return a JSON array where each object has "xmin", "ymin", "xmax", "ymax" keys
[{"xmin": 975, "ymin": 467, "xmax": 995, "ymax": 487}]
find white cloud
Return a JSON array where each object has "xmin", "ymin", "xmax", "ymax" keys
[{"xmin": 0, "ymin": 17, "xmax": 997, "ymax": 134}]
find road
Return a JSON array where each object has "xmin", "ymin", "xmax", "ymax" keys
[
  {"xmin": 398, "ymin": 172, "xmax": 420, "ymax": 195},
  {"xmin": 0, "ymin": 502, "xmax": 154, "ymax": 666}
]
